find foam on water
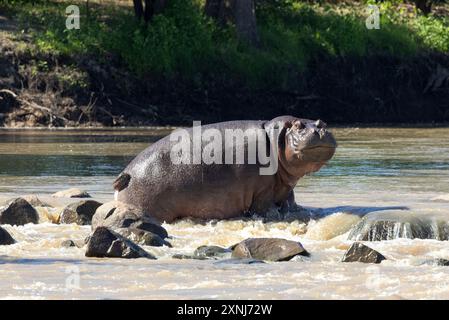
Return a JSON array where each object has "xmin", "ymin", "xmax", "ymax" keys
[{"xmin": 1, "ymin": 128, "xmax": 449, "ymax": 299}]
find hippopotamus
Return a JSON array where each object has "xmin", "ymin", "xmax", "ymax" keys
[{"xmin": 113, "ymin": 116, "xmax": 337, "ymax": 223}]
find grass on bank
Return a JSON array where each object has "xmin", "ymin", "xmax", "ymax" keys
[{"xmin": 0, "ymin": 0, "xmax": 448, "ymax": 89}]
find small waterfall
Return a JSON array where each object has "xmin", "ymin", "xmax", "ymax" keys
[{"xmin": 348, "ymin": 211, "xmax": 449, "ymax": 241}]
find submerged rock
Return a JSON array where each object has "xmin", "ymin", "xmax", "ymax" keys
[
  {"xmin": 0, "ymin": 198, "xmax": 39, "ymax": 226},
  {"xmin": 231, "ymin": 238, "xmax": 309, "ymax": 262},
  {"xmin": 52, "ymin": 188, "xmax": 91, "ymax": 198},
  {"xmin": 348, "ymin": 211, "xmax": 449, "ymax": 241},
  {"xmin": 420, "ymin": 258, "xmax": 449, "ymax": 266},
  {"xmin": 306, "ymin": 212, "xmax": 362, "ymax": 241},
  {"xmin": 0, "ymin": 226, "xmax": 15, "ymax": 245},
  {"xmin": 61, "ymin": 239, "xmax": 77, "ymax": 248},
  {"xmin": 60, "ymin": 200, "xmax": 103, "ymax": 225},
  {"xmin": 214, "ymin": 258, "xmax": 265, "ymax": 265},
  {"xmin": 172, "ymin": 246, "xmax": 231, "ymax": 260},
  {"xmin": 116, "ymin": 228, "xmax": 171, "ymax": 247},
  {"xmin": 172, "ymin": 254, "xmax": 207, "ymax": 260},
  {"xmin": 194, "ymin": 245, "xmax": 231, "ymax": 259},
  {"xmin": 342, "ymin": 242, "xmax": 386, "ymax": 264},
  {"xmin": 92, "ymin": 201, "xmax": 168, "ymax": 239},
  {"xmin": 85, "ymin": 227, "xmax": 155, "ymax": 259}
]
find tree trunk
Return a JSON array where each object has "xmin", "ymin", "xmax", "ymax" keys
[
  {"xmin": 154, "ymin": 0, "xmax": 168, "ymax": 14},
  {"xmin": 134, "ymin": 0, "xmax": 168, "ymax": 22},
  {"xmin": 233, "ymin": 0, "xmax": 259, "ymax": 46},
  {"xmin": 204, "ymin": 0, "xmax": 221, "ymax": 18},
  {"xmin": 205, "ymin": 0, "xmax": 259, "ymax": 46},
  {"xmin": 415, "ymin": 0, "xmax": 432, "ymax": 15},
  {"xmin": 133, "ymin": 0, "xmax": 144, "ymax": 20},
  {"xmin": 144, "ymin": 0, "xmax": 154, "ymax": 22}
]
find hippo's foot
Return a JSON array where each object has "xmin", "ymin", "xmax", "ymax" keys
[{"xmin": 253, "ymin": 204, "xmax": 311, "ymax": 223}]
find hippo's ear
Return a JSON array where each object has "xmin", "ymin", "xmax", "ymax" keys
[{"xmin": 263, "ymin": 120, "xmax": 293, "ymax": 148}]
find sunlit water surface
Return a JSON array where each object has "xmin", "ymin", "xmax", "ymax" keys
[{"xmin": 1, "ymin": 127, "xmax": 449, "ymax": 299}]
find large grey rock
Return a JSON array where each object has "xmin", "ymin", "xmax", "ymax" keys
[
  {"xmin": 115, "ymin": 228, "xmax": 171, "ymax": 247},
  {"xmin": 0, "ymin": 198, "xmax": 39, "ymax": 226},
  {"xmin": 342, "ymin": 242, "xmax": 386, "ymax": 264},
  {"xmin": 194, "ymin": 245, "xmax": 231, "ymax": 259},
  {"xmin": 21, "ymin": 195, "xmax": 51, "ymax": 207},
  {"xmin": 0, "ymin": 226, "xmax": 15, "ymax": 245},
  {"xmin": 60, "ymin": 200, "xmax": 103, "ymax": 225},
  {"xmin": 92, "ymin": 201, "xmax": 168, "ymax": 239},
  {"xmin": 348, "ymin": 211, "xmax": 449, "ymax": 241},
  {"xmin": 85, "ymin": 227, "xmax": 156, "ymax": 259},
  {"xmin": 52, "ymin": 188, "xmax": 91, "ymax": 198},
  {"xmin": 231, "ymin": 238, "xmax": 309, "ymax": 262}
]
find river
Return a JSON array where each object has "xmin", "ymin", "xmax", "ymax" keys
[{"xmin": 0, "ymin": 127, "xmax": 449, "ymax": 299}]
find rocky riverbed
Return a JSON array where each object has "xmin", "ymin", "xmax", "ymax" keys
[{"xmin": 1, "ymin": 127, "xmax": 449, "ymax": 299}]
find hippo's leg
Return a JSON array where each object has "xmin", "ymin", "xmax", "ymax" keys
[{"xmin": 280, "ymin": 190, "xmax": 302, "ymax": 213}]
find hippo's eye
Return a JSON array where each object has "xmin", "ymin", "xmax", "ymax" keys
[{"xmin": 294, "ymin": 121, "xmax": 305, "ymax": 130}]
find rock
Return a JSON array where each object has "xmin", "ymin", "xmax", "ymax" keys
[
  {"xmin": 342, "ymin": 242, "xmax": 386, "ymax": 264},
  {"xmin": 172, "ymin": 246, "xmax": 231, "ymax": 260},
  {"xmin": 0, "ymin": 226, "xmax": 15, "ymax": 245},
  {"xmin": 60, "ymin": 200, "xmax": 103, "ymax": 225},
  {"xmin": 194, "ymin": 245, "xmax": 231, "ymax": 259},
  {"xmin": 172, "ymin": 254, "xmax": 207, "ymax": 260},
  {"xmin": 348, "ymin": 211, "xmax": 449, "ymax": 241},
  {"xmin": 85, "ymin": 227, "xmax": 156, "ymax": 259},
  {"xmin": 52, "ymin": 188, "xmax": 91, "ymax": 198},
  {"xmin": 92, "ymin": 201, "xmax": 168, "ymax": 239},
  {"xmin": 420, "ymin": 258, "xmax": 449, "ymax": 266},
  {"xmin": 116, "ymin": 228, "xmax": 171, "ymax": 247},
  {"xmin": 21, "ymin": 194, "xmax": 51, "ymax": 207},
  {"xmin": 231, "ymin": 238, "xmax": 309, "ymax": 262},
  {"xmin": 214, "ymin": 258, "xmax": 265, "ymax": 265},
  {"xmin": 61, "ymin": 239, "xmax": 77, "ymax": 248},
  {"xmin": 0, "ymin": 198, "xmax": 39, "ymax": 226}
]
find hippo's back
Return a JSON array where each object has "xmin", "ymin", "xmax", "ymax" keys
[{"xmin": 116, "ymin": 120, "xmax": 273, "ymax": 222}]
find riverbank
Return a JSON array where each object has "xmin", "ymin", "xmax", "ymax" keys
[{"xmin": 1, "ymin": 0, "xmax": 449, "ymax": 127}]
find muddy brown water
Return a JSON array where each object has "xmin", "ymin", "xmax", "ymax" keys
[{"xmin": 1, "ymin": 127, "xmax": 449, "ymax": 299}]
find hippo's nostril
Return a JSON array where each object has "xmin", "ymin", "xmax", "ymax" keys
[{"xmin": 315, "ymin": 119, "xmax": 326, "ymax": 129}]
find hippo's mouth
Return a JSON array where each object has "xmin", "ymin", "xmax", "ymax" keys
[
  {"xmin": 299, "ymin": 145, "xmax": 336, "ymax": 162},
  {"xmin": 302, "ymin": 145, "xmax": 336, "ymax": 151}
]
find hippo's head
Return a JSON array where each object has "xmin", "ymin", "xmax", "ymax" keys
[{"xmin": 265, "ymin": 116, "xmax": 337, "ymax": 179}]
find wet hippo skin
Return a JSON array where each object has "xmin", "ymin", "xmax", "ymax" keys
[{"xmin": 114, "ymin": 115, "xmax": 337, "ymax": 223}]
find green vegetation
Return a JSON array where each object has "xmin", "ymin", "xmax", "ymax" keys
[{"xmin": 1, "ymin": 0, "xmax": 448, "ymax": 89}]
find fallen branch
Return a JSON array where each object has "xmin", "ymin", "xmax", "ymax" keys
[
  {"xmin": 0, "ymin": 89, "xmax": 18, "ymax": 98},
  {"xmin": 19, "ymin": 96, "xmax": 69, "ymax": 124}
]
